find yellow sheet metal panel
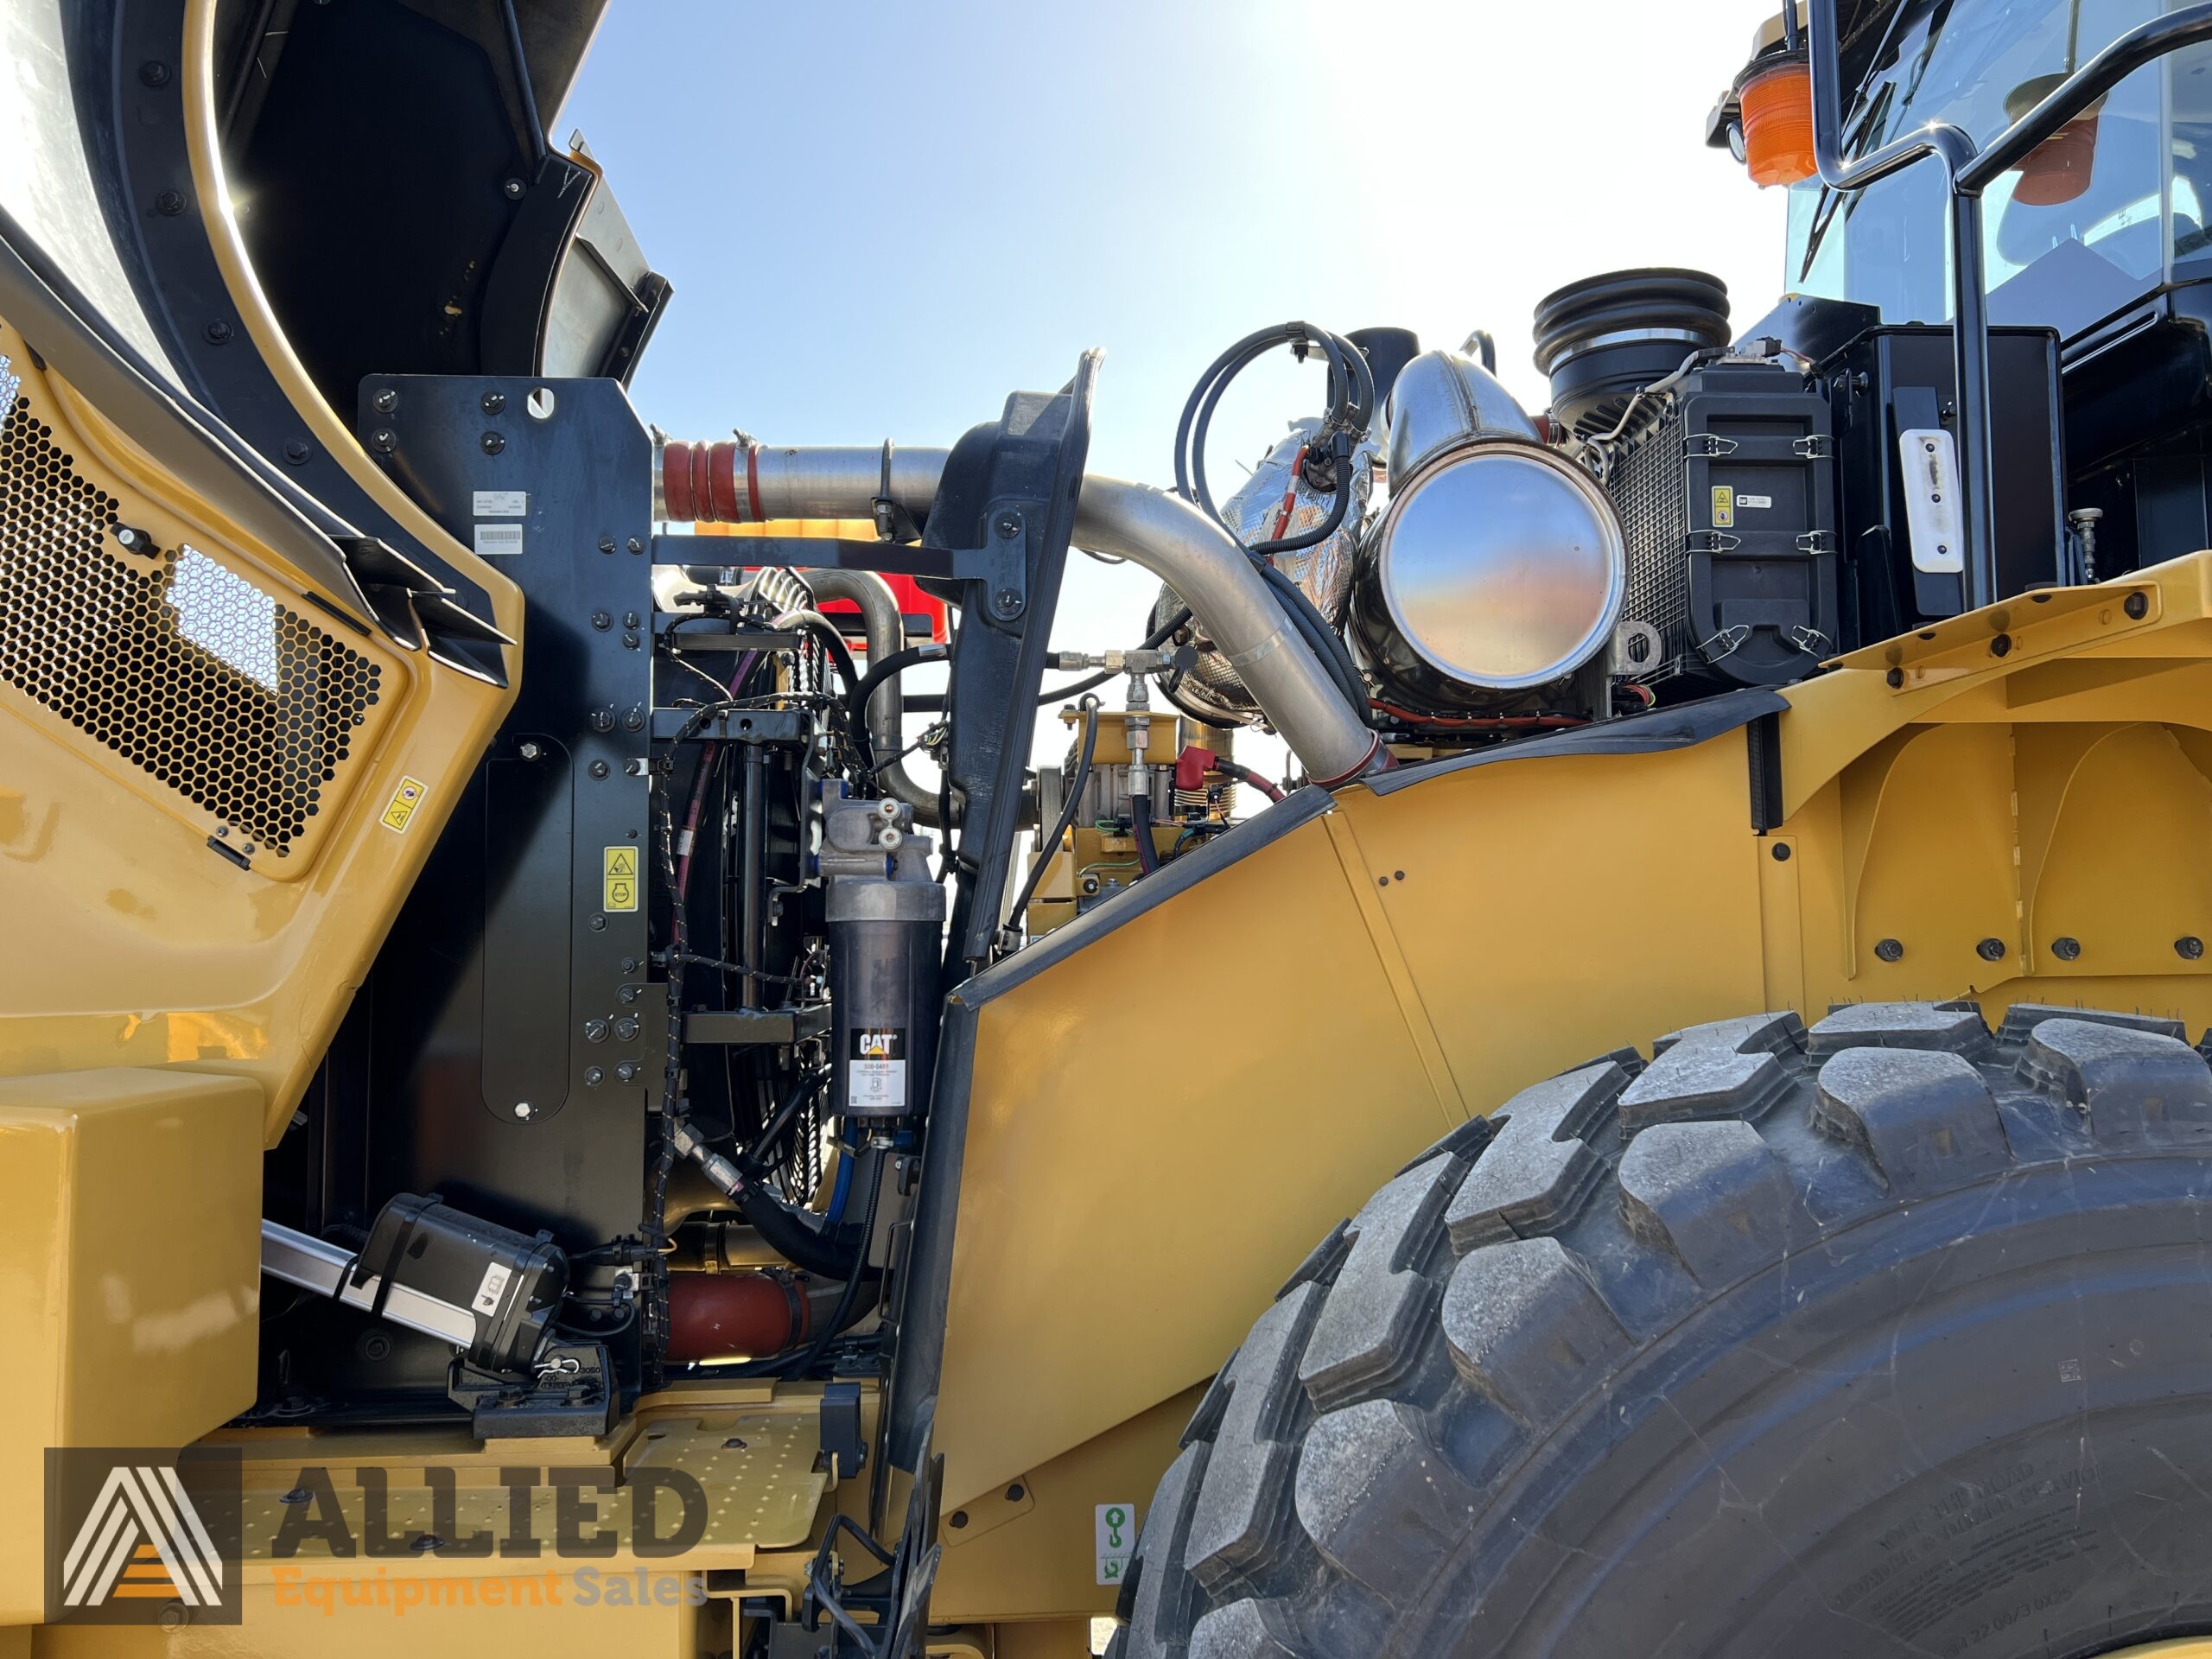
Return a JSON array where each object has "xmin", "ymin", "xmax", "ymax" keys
[
  {"xmin": 935, "ymin": 808, "xmax": 1452, "ymax": 1508},
  {"xmin": 0, "ymin": 1067, "xmax": 262, "ymax": 1624}
]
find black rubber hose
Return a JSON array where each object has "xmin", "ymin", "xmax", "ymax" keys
[
  {"xmin": 1131, "ymin": 788, "xmax": 1160, "ymax": 875},
  {"xmin": 844, "ymin": 641, "xmax": 948, "ymax": 742},
  {"xmin": 738, "ymin": 1067, "xmax": 829, "ymax": 1179},
  {"xmin": 735, "ymin": 1179, "xmax": 862, "ymax": 1281},
  {"xmin": 1008, "ymin": 695, "xmax": 1101, "ymax": 924},
  {"xmin": 1035, "ymin": 607, "xmax": 1192, "ymax": 704},
  {"xmin": 772, "ymin": 1151, "xmax": 888, "ymax": 1376},
  {"xmin": 1174, "ymin": 323, "xmax": 1375, "ymax": 548}
]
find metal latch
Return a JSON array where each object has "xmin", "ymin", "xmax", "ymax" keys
[
  {"xmin": 1687, "ymin": 433, "xmax": 1739, "ymax": 457},
  {"xmin": 1792, "ymin": 434, "xmax": 1834, "ymax": 459}
]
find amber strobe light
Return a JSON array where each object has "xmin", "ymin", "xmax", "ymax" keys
[{"xmin": 1740, "ymin": 58, "xmax": 1816, "ymax": 187}]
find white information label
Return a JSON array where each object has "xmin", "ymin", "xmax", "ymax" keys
[
  {"xmin": 470, "ymin": 1261, "xmax": 512, "ymax": 1316},
  {"xmin": 474, "ymin": 522, "xmax": 524, "ymax": 557},
  {"xmin": 473, "ymin": 489, "xmax": 529, "ymax": 517},
  {"xmin": 1737, "ymin": 493, "xmax": 1774, "ymax": 509},
  {"xmin": 1898, "ymin": 428, "xmax": 1964, "ymax": 574},
  {"xmin": 849, "ymin": 1029, "xmax": 907, "ymax": 1111},
  {"xmin": 1096, "ymin": 1503, "xmax": 1137, "ymax": 1586}
]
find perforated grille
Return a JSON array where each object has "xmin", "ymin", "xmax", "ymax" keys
[
  {"xmin": 1608, "ymin": 408, "xmax": 1693, "ymax": 663},
  {"xmin": 0, "ymin": 391, "xmax": 381, "ymax": 855}
]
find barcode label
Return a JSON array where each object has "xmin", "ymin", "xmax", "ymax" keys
[{"xmin": 474, "ymin": 523, "xmax": 524, "ymax": 556}]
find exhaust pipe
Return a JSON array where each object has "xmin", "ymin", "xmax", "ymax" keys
[{"xmin": 660, "ymin": 440, "xmax": 1382, "ymax": 787}]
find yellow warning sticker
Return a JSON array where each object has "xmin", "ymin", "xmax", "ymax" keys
[
  {"xmin": 1711, "ymin": 486, "xmax": 1736, "ymax": 529},
  {"xmin": 380, "ymin": 776, "xmax": 428, "ymax": 834},
  {"xmin": 603, "ymin": 845, "xmax": 640, "ymax": 912}
]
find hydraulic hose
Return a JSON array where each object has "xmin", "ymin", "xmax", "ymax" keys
[
  {"xmin": 1130, "ymin": 788, "xmax": 1160, "ymax": 876},
  {"xmin": 1008, "ymin": 694, "xmax": 1102, "ymax": 925}
]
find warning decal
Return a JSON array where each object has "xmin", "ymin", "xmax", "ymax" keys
[
  {"xmin": 603, "ymin": 845, "xmax": 640, "ymax": 912},
  {"xmin": 380, "ymin": 777, "xmax": 428, "ymax": 834},
  {"xmin": 1096, "ymin": 1503, "xmax": 1137, "ymax": 1585},
  {"xmin": 849, "ymin": 1028, "xmax": 907, "ymax": 1112},
  {"xmin": 1711, "ymin": 485, "xmax": 1736, "ymax": 528}
]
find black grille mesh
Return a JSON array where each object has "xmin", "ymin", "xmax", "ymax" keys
[
  {"xmin": 0, "ymin": 391, "xmax": 380, "ymax": 855},
  {"xmin": 1608, "ymin": 410, "xmax": 1693, "ymax": 665}
]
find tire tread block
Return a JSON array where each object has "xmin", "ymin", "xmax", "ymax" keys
[
  {"xmin": 1124, "ymin": 1442, "xmax": 1210, "ymax": 1659},
  {"xmin": 1813, "ymin": 1046, "xmax": 2011, "ymax": 1192},
  {"xmin": 1183, "ymin": 1282, "xmax": 1322, "ymax": 1592},
  {"xmin": 2020, "ymin": 1017, "xmax": 2212, "ymax": 1146},
  {"xmin": 1295, "ymin": 1398, "xmax": 1480, "ymax": 1602},
  {"xmin": 1299, "ymin": 1154, "xmax": 1460, "ymax": 1412},
  {"xmin": 1441, "ymin": 1235, "xmax": 1630, "ymax": 1427},
  {"xmin": 1444, "ymin": 1061, "xmax": 1624, "ymax": 1252},
  {"xmin": 1617, "ymin": 1120, "xmax": 1797, "ymax": 1284},
  {"xmin": 1807, "ymin": 1001, "xmax": 1990, "ymax": 1058},
  {"xmin": 1619, "ymin": 1012, "xmax": 1802, "ymax": 1129}
]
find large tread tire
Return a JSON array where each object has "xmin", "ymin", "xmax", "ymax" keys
[{"xmin": 1108, "ymin": 1001, "xmax": 2212, "ymax": 1659}]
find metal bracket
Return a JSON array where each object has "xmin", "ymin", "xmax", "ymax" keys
[
  {"xmin": 1687, "ymin": 433, "xmax": 1739, "ymax": 457},
  {"xmin": 1688, "ymin": 531, "xmax": 1743, "ymax": 555},
  {"xmin": 822, "ymin": 1380, "xmax": 867, "ymax": 1479}
]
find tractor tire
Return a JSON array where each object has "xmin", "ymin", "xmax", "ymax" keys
[{"xmin": 1109, "ymin": 1001, "xmax": 2212, "ymax": 1659}]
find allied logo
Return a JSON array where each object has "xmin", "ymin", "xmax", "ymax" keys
[{"xmin": 46, "ymin": 1449, "xmax": 241, "ymax": 1625}]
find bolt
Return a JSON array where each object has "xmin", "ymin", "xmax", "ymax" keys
[
  {"xmin": 1771, "ymin": 842, "xmax": 1792, "ymax": 862},
  {"xmin": 518, "ymin": 740, "xmax": 543, "ymax": 760},
  {"xmin": 113, "ymin": 524, "xmax": 153, "ymax": 555},
  {"xmin": 623, "ymin": 611, "xmax": 641, "ymax": 628},
  {"xmin": 410, "ymin": 1534, "xmax": 442, "ymax": 1554},
  {"xmin": 620, "ymin": 957, "xmax": 641, "ymax": 974},
  {"xmin": 481, "ymin": 390, "xmax": 507, "ymax": 416},
  {"xmin": 620, "ymin": 984, "xmax": 640, "ymax": 1005},
  {"xmin": 1394, "ymin": 870, "xmax": 1406, "ymax": 881},
  {"xmin": 1874, "ymin": 938, "xmax": 1904, "ymax": 962},
  {"xmin": 372, "ymin": 387, "xmax": 399, "ymax": 414},
  {"xmin": 599, "ymin": 536, "xmax": 617, "ymax": 555},
  {"xmin": 585, "ymin": 1019, "xmax": 610, "ymax": 1044},
  {"xmin": 589, "ymin": 760, "xmax": 610, "ymax": 779},
  {"xmin": 622, "ymin": 630, "xmax": 640, "ymax": 650},
  {"xmin": 992, "ymin": 588, "xmax": 1022, "ymax": 617},
  {"xmin": 1005, "ymin": 1484, "xmax": 1025, "ymax": 1503},
  {"xmin": 950, "ymin": 1510, "xmax": 969, "ymax": 1530},
  {"xmin": 613, "ymin": 1015, "xmax": 640, "ymax": 1042},
  {"xmin": 369, "ymin": 427, "xmax": 397, "ymax": 454},
  {"xmin": 624, "ymin": 706, "xmax": 645, "ymax": 732},
  {"xmin": 591, "ymin": 610, "xmax": 612, "ymax": 632},
  {"xmin": 139, "ymin": 60, "xmax": 172, "ymax": 87},
  {"xmin": 995, "ymin": 513, "xmax": 1022, "ymax": 538},
  {"xmin": 1976, "ymin": 938, "xmax": 2008, "ymax": 962},
  {"xmin": 513, "ymin": 1102, "xmax": 532, "ymax": 1120},
  {"xmin": 616, "ymin": 1061, "xmax": 640, "ymax": 1084},
  {"xmin": 204, "ymin": 319, "xmax": 232, "ymax": 344},
  {"xmin": 2179, "ymin": 936, "xmax": 2206, "ymax": 961},
  {"xmin": 589, "ymin": 709, "xmax": 615, "ymax": 732},
  {"xmin": 156, "ymin": 190, "xmax": 186, "ymax": 217},
  {"xmin": 722, "ymin": 1437, "xmax": 747, "ymax": 1451},
  {"xmin": 2125, "ymin": 591, "xmax": 2149, "ymax": 620},
  {"xmin": 503, "ymin": 178, "xmax": 526, "ymax": 200},
  {"xmin": 588, "ymin": 911, "xmax": 607, "ymax": 929},
  {"xmin": 480, "ymin": 430, "xmax": 505, "ymax": 455},
  {"xmin": 584, "ymin": 1066, "xmax": 604, "ymax": 1087},
  {"xmin": 626, "ymin": 537, "xmax": 644, "ymax": 555},
  {"xmin": 283, "ymin": 438, "xmax": 312, "ymax": 466},
  {"xmin": 1886, "ymin": 667, "xmax": 1904, "ymax": 689},
  {"xmin": 2052, "ymin": 936, "xmax": 2082, "ymax": 962},
  {"xmin": 280, "ymin": 1488, "xmax": 311, "ymax": 1506},
  {"xmin": 1989, "ymin": 633, "xmax": 2012, "ymax": 658}
]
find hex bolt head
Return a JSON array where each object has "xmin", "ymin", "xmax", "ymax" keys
[
  {"xmin": 589, "ymin": 709, "xmax": 615, "ymax": 732},
  {"xmin": 481, "ymin": 390, "xmax": 507, "ymax": 415},
  {"xmin": 2179, "ymin": 936, "xmax": 2206, "ymax": 961},
  {"xmin": 599, "ymin": 536, "xmax": 617, "ymax": 555},
  {"xmin": 591, "ymin": 610, "xmax": 613, "ymax": 632},
  {"xmin": 1873, "ymin": 938, "xmax": 1904, "ymax": 962},
  {"xmin": 156, "ymin": 190, "xmax": 186, "ymax": 217},
  {"xmin": 2052, "ymin": 936, "xmax": 2082, "ymax": 962},
  {"xmin": 589, "ymin": 760, "xmax": 610, "ymax": 779},
  {"xmin": 1976, "ymin": 937, "xmax": 2008, "ymax": 962},
  {"xmin": 588, "ymin": 911, "xmax": 607, "ymax": 930},
  {"xmin": 995, "ymin": 512, "xmax": 1022, "ymax": 538},
  {"xmin": 1989, "ymin": 633, "xmax": 2012, "ymax": 658},
  {"xmin": 616, "ymin": 1061, "xmax": 640, "ymax": 1084},
  {"xmin": 585, "ymin": 1019, "xmax": 610, "ymax": 1043},
  {"xmin": 203, "ymin": 319, "xmax": 232, "ymax": 344},
  {"xmin": 503, "ymin": 178, "xmax": 526, "ymax": 200},
  {"xmin": 283, "ymin": 438, "xmax": 312, "ymax": 466},
  {"xmin": 518, "ymin": 740, "xmax": 543, "ymax": 761},
  {"xmin": 620, "ymin": 957, "xmax": 641, "ymax": 974},
  {"xmin": 480, "ymin": 430, "xmax": 505, "ymax": 455},
  {"xmin": 992, "ymin": 588, "xmax": 1022, "ymax": 617},
  {"xmin": 512, "ymin": 1103, "xmax": 532, "ymax": 1120},
  {"xmin": 613, "ymin": 1016, "xmax": 640, "ymax": 1042},
  {"xmin": 584, "ymin": 1066, "xmax": 605, "ymax": 1087},
  {"xmin": 369, "ymin": 427, "xmax": 397, "ymax": 454},
  {"xmin": 139, "ymin": 60, "xmax": 172, "ymax": 87},
  {"xmin": 2125, "ymin": 591, "xmax": 2150, "ymax": 620},
  {"xmin": 410, "ymin": 1534, "xmax": 443, "ymax": 1553},
  {"xmin": 621, "ymin": 631, "xmax": 640, "ymax": 650},
  {"xmin": 280, "ymin": 1488, "xmax": 311, "ymax": 1506},
  {"xmin": 372, "ymin": 387, "xmax": 400, "ymax": 414},
  {"xmin": 626, "ymin": 537, "xmax": 644, "ymax": 555},
  {"xmin": 1885, "ymin": 667, "xmax": 1904, "ymax": 689},
  {"xmin": 623, "ymin": 611, "xmax": 641, "ymax": 628}
]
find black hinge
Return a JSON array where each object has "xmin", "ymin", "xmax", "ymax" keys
[{"xmin": 1746, "ymin": 713, "xmax": 1784, "ymax": 833}]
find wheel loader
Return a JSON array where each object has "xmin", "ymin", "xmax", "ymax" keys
[{"xmin": 6, "ymin": 1, "xmax": 2212, "ymax": 1655}]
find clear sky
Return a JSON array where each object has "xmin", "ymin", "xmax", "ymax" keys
[{"xmin": 562, "ymin": 1, "xmax": 1794, "ymax": 770}]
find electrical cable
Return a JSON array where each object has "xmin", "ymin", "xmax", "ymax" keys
[
  {"xmin": 740, "ymin": 1068, "xmax": 830, "ymax": 1179},
  {"xmin": 843, "ymin": 641, "xmax": 948, "ymax": 751},
  {"xmin": 1007, "ymin": 694, "xmax": 1102, "ymax": 925}
]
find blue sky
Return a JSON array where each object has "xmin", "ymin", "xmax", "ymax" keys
[{"xmin": 562, "ymin": 1, "xmax": 1789, "ymax": 764}]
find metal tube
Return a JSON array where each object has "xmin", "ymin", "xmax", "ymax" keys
[
  {"xmin": 735, "ymin": 447, "xmax": 1381, "ymax": 785},
  {"xmin": 802, "ymin": 567, "xmax": 940, "ymax": 819}
]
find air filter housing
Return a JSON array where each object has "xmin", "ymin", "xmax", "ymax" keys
[{"xmin": 1535, "ymin": 269, "xmax": 1732, "ymax": 436}]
